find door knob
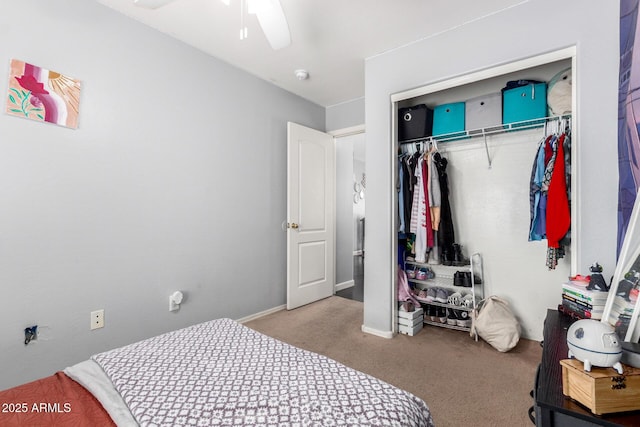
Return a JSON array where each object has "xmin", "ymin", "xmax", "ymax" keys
[{"xmin": 290, "ymin": 223, "xmax": 299, "ymax": 229}]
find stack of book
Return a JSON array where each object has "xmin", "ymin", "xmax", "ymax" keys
[
  {"xmin": 561, "ymin": 282, "xmax": 609, "ymax": 320},
  {"xmin": 607, "ymin": 295, "xmax": 636, "ymax": 338}
]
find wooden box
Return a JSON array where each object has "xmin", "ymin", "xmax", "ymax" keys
[
  {"xmin": 397, "ymin": 307, "xmax": 423, "ymax": 320},
  {"xmin": 397, "ymin": 313, "xmax": 423, "ymax": 328},
  {"xmin": 398, "ymin": 322, "xmax": 423, "ymax": 336},
  {"xmin": 560, "ymin": 358, "xmax": 640, "ymax": 415}
]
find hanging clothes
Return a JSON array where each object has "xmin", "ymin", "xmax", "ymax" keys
[
  {"xmin": 413, "ymin": 154, "xmax": 431, "ymax": 262},
  {"xmin": 397, "ymin": 157, "xmax": 406, "ymax": 233},
  {"xmin": 429, "ymin": 151, "xmax": 442, "ymax": 232},
  {"xmin": 527, "ymin": 119, "xmax": 572, "ymax": 269},
  {"xmin": 433, "ymin": 152, "xmax": 455, "ymax": 255},
  {"xmin": 399, "ymin": 141, "xmax": 448, "ymax": 264},
  {"xmin": 546, "ymin": 133, "xmax": 570, "ymax": 269},
  {"xmin": 529, "ymin": 135, "xmax": 548, "ymax": 241},
  {"xmin": 421, "ymin": 153, "xmax": 434, "ymax": 248}
]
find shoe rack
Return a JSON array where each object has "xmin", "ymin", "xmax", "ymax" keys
[{"xmin": 405, "ymin": 252, "xmax": 484, "ymax": 334}]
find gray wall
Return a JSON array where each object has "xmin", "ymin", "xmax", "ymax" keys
[
  {"xmin": 326, "ymin": 97, "xmax": 365, "ymax": 132},
  {"xmin": 0, "ymin": 0, "xmax": 324, "ymax": 390},
  {"xmin": 363, "ymin": 0, "xmax": 619, "ymax": 339}
]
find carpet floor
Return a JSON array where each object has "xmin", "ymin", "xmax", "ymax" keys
[{"xmin": 245, "ymin": 296, "xmax": 541, "ymax": 427}]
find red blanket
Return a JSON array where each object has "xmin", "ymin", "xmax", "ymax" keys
[{"xmin": 0, "ymin": 372, "xmax": 115, "ymax": 427}]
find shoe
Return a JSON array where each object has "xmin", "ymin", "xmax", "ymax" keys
[
  {"xmin": 424, "ymin": 267, "xmax": 435, "ymax": 280},
  {"xmin": 416, "ymin": 268, "xmax": 432, "ymax": 280},
  {"xmin": 461, "ymin": 294, "xmax": 475, "ymax": 309},
  {"xmin": 441, "ymin": 246, "xmax": 454, "ymax": 266},
  {"xmin": 447, "ymin": 292, "xmax": 462, "ymax": 306},
  {"xmin": 425, "ymin": 287, "xmax": 437, "ymax": 302},
  {"xmin": 452, "ymin": 244, "xmax": 470, "ymax": 266},
  {"xmin": 435, "ymin": 288, "xmax": 450, "ymax": 303},
  {"xmin": 453, "ymin": 271, "xmax": 464, "ymax": 287},
  {"xmin": 447, "ymin": 309, "xmax": 458, "ymax": 326},
  {"xmin": 417, "ymin": 288, "xmax": 428, "ymax": 300},
  {"xmin": 437, "ymin": 307, "xmax": 447, "ymax": 323},
  {"xmin": 406, "ymin": 266, "xmax": 417, "ymax": 279},
  {"xmin": 454, "ymin": 271, "xmax": 472, "ymax": 287},
  {"xmin": 400, "ymin": 301, "xmax": 415, "ymax": 312},
  {"xmin": 426, "ymin": 304, "xmax": 437, "ymax": 322},
  {"xmin": 455, "ymin": 310, "xmax": 472, "ymax": 327}
]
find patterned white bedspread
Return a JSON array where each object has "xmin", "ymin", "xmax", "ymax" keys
[{"xmin": 92, "ymin": 318, "xmax": 434, "ymax": 427}]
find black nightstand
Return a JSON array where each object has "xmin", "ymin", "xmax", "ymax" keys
[{"xmin": 533, "ymin": 309, "xmax": 640, "ymax": 426}]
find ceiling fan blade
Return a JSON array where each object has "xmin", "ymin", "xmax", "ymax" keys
[
  {"xmin": 253, "ymin": 0, "xmax": 291, "ymax": 50},
  {"xmin": 133, "ymin": 0, "xmax": 177, "ymax": 9}
]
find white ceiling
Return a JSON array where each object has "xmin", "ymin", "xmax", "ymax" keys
[{"xmin": 96, "ymin": 0, "xmax": 524, "ymax": 107}]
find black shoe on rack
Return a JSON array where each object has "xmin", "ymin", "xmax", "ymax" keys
[
  {"xmin": 437, "ymin": 306, "xmax": 448, "ymax": 324},
  {"xmin": 454, "ymin": 271, "xmax": 472, "ymax": 287},
  {"xmin": 441, "ymin": 246, "xmax": 454, "ymax": 266},
  {"xmin": 452, "ymin": 244, "xmax": 470, "ymax": 266},
  {"xmin": 447, "ymin": 308, "xmax": 458, "ymax": 326}
]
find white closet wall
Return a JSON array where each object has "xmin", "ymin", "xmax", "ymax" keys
[{"xmin": 441, "ymin": 130, "xmax": 570, "ymax": 338}]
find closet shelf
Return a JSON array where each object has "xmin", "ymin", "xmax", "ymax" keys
[{"xmin": 399, "ymin": 114, "xmax": 572, "ymax": 168}]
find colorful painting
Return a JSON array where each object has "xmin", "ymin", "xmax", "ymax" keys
[
  {"xmin": 619, "ymin": 0, "xmax": 640, "ymax": 258},
  {"xmin": 6, "ymin": 59, "xmax": 81, "ymax": 129}
]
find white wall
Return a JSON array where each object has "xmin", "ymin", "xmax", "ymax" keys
[
  {"xmin": 0, "ymin": 0, "xmax": 324, "ymax": 390},
  {"xmin": 364, "ymin": 0, "xmax": 619, "ymax": 340}
]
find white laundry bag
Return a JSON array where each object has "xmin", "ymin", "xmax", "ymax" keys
[{"xmin": 470, "ymin": 296, "xmax": 521, "ymax": 352}]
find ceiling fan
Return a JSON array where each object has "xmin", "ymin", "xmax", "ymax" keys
[{"xmin": 133, "ymin": 0, "xmax": 291, "ymax": 50}]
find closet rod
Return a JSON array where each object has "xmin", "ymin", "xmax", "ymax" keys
[{"xmin": 398, "ymin": 114, "xmax": 571, "ymax": 168}]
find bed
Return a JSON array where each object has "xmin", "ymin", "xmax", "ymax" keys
[{"xmin": 0, "ymin": 318, "xmax": 434, "ymax": 426}]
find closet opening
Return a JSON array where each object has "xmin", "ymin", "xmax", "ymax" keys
[{"xmin": 390, "ymin": 47, "xmax": 577, "ymax": 338}]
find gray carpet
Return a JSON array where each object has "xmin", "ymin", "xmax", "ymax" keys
[{"xmin": 245, "ymin": 296, "xmax": 541, "ymax": 427}]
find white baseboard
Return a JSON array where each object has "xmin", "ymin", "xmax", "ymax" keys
[
  {"xmin": 361, "ymin": 324, "xmax": 393, "ymax": 339},
  {"xmin": 335, "ymin": 280, "xmax": 355, "ymax": 292},
  {"xmin": 235, "ymin": 304, "xmax": 286, "ymax": 324}
]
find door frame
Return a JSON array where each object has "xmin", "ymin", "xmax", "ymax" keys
[{"xmin": 330, "ymin": 125, "xmax": 366, "ymax": 295}]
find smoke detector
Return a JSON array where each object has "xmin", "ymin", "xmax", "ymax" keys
[{"xmin": 295, "ymin": 69, "xmax": 309, "ymax": 81}]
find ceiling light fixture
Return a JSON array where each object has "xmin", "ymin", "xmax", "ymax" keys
[
  {"xmin": 295, "ymin": 69, "xmax": 309, "ymax": 81},
  {"xmin": 221, "ymin": 0, "xmax": 291, "ymax": 50},
  {"xmin": 133, "ymin": 0, "xmax": 291, "ymax": 50}
]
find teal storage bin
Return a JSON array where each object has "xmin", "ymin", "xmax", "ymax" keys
[
  {"xmin": 502, "ymin": 82, "xmax": 547, "ymax": 126},
  {"xmin": 432, "ymin": 102, "xmax": 465, "ymax": 137}
]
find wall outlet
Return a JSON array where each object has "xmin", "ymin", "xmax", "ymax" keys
[{"xmin": 90, "ymin": 309, "xmax": 104, "ymax": 330}]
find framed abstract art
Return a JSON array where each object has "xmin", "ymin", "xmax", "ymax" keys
[{"xmin": 5, "ymin": 59, "xmax": 81, "ymax": 129}]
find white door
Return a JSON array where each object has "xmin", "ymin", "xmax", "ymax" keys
[{"xmin": 287, "ymin": 122, "xmax": 335, "ymax": 309}]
